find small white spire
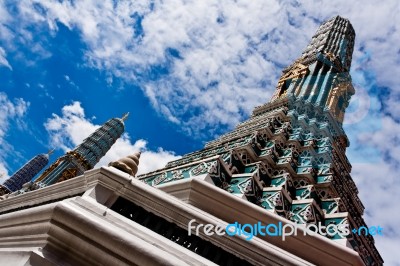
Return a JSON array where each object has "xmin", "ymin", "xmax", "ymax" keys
[{"xmin": 121, "ymin": 112, "xmax": 129, "ymax": 121}]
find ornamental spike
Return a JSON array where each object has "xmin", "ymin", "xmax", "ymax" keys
[{"xmin": 121, "ymin": 112, "xmax": 129, "ymax": 121}]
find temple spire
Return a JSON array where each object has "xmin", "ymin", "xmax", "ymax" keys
[
  {"xmin": 0, "ymin": 151, "xmax": 51, "ymax": 195},
  {"xmin": 33, "ymin": 115, "xmax": 126, "ymax": 188}
]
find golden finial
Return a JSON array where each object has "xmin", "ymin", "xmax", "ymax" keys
[{"xmin": 121, "ymin": 112, "xmax": 129, "ymax": 121}]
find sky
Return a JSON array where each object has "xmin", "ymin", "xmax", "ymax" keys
[{"xmin": 0, "ymin": 0, "xmax": 399, "ymax": 264}]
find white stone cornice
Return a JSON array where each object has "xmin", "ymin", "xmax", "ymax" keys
[{"xmin": 0, "ymin": 167, "xmax": 364, "ymax": 265}]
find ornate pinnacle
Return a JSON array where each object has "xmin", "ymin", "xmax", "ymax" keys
[
  {"xmin": 108, "ymin": 152, "xmax": 141, "ymax": 176},
  {"xmin": 121, "ymin": 112, "xmax": 129, "ymax": 121}
]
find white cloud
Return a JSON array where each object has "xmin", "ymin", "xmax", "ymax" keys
[
  {"xmin": 352, "ymin": 160, "xmax": 400, "ymax": 266},
  {"xmin": 0, "ymin": 163, "xmax": 9, "ymax": 183},
  {"xmin": 345, "ymin": 113, "xmax": 400, "ymax": 265},
  {"xmin": 0, "ymin": 93, "xmax": 29, "ymax": 137},
  {"xmin": 45, "ymin": 101, "xmax": 99, "ymax": 151},
  {"xmin": 8, "ymin": 1, "xmax": 400, "ymax": 134},
  {"xmin": 0, "ymin": 92, "xmax": 30, "ymax": 181},
  {"xmin": 14, "ymin": 0, "xmax": 289, "ymax": 137},
  {"xmin": 45, "ymin": 102, "xmax": 181, "ymax": 175},
  {"xmin": 0, "ymin": 47, "xmax": 11, "ymax": 70},
  {"xmin": 0, "ymin": 2, "xmax": 13, "ymax": 57}
]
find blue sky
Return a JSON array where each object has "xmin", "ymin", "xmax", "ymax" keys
[{"xmin": 0, "ymin": 0, "xmax": 399, "ymax": 264}]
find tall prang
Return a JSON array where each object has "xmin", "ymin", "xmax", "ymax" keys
[
  {"xmin": 0, "ymin": 150, "xmax": 52, "ymax": 195},
  {"xmin": 32, "ymin": 113, "xmax": 128, "ymax": 188},
  {"xmin": 138, "ymin": 16, "xmax": 383, "ymax": 265}
]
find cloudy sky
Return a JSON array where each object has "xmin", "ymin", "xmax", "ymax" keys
[{"xmin": 0, "ymin": 0, "xmax": 398, "ymax": 264}]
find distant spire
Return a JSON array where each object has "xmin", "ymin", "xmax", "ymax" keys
[
  {"xmin": 0, "ymin": 152, "xmax": 50, "ymax": 195},
  {"xmin": 121, "ymin": 112, "xmax": 129, "ymax": 121},
  {"xmin": 33, "ymin": 115, "xmax": 126, "ymax": 187},
  {"xmin": 47, "ymin": 149, "xmax": 55, "ymax": 155}
]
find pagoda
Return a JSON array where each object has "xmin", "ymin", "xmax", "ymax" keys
[
  {"xmin": 0, "ymin": 150, "xmax": 52, "ymax": 195},
  {"xmin": 32, "ymin": 113, "xmax": 128, "ymax": 189},
  {"xmin": 138, "ymin": 16, "xmax": 382, "ymax": 265}
]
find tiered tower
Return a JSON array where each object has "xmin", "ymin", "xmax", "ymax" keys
[
  {"xmin": 33, "ymin": 114, "xmax": 128, "ymax": 188},
  {"xmin": 138, "ymin": 16, "xmax": 382, "ymax": 265},
  {"xmin": 0, "ymin": 151, "xmax": 52, "ymax": 195}
]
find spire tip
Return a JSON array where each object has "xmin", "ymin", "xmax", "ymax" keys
[{"xmin": 121, "ymin": 112, "xmax": 129, "ymax": 121}]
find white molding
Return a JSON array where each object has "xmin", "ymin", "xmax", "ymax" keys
[{"xmin": 0, "ymin": 167, "xmax": 363, "ymax": 265}]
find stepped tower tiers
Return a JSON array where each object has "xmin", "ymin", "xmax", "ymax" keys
[
  {"xmin": 137, "ymin": 16, "xmax": 382, "ymax": 265},
  {"xmin": 32, "ymin": 113, "xmax": 128, "ymax": 189},
  {"xmin": 0, "ymin": 150, "xmax": 53, "ymax": 196}
]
